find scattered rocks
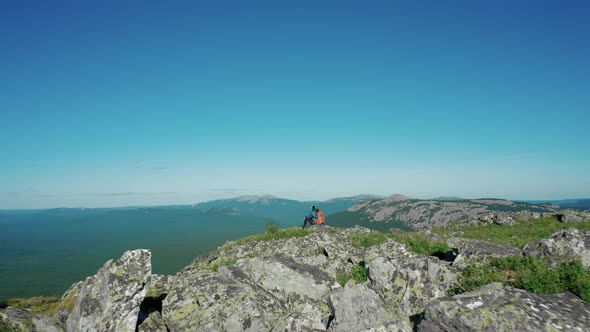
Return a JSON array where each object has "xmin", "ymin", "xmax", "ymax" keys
[
  {"xmin": 523, "ymin": 228, "xmax": 590, "ymax": 269},
  {"xmin": 418, "ymin": 282, "xmax": 590, "ymax": 331},
  {"xmin": 66, "ymin": 249, "xmax": 152, "ymax": 332},
  {"xmin": 557, "ymin": 209, "xmax": 587, "ymax": 223}
]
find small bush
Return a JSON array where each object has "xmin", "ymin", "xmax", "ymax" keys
[
  {"xmin": 336, "ymin": 262, "xmax": 368, "ymax": 285},
  {"xmin": 266, "ymin": 221, "xmax": 279, "ymax": 234},
  {"xmin": 207, "ymin": 258, "xmax": 238, "ymax": 272}
]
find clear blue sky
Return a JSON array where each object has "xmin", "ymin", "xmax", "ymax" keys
[{"xmin": 1, "ymin": 1, "xmax": 589, "ymax": 208}]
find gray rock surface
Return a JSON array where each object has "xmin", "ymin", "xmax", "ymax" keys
[
  {"xmin": 0, "ymin": 307, "xmax": 30, "ymax": 331},
  {"xmin": 368, "ymin": 255, "xmax": 457, "ymax": 316},
  {"xmin": 137, "ymin": 311, "xmax": 167, "ymax": 332},
  {"xmin": 557, "ymin": 209, "xmax": 587, "ymax": 223},
  {"xmin": 66, "ymin": 249, "xmax": 152, "ymax": 332},
  {"xmin": 32, "ymin": 313, "xmax": 66, "ymax": 332},
  {"xmin": 447, "ymin": 237, "xmax": 521, "ymax": 269},
  {"xmin": 342, "ymin": 198, "xmax": 554, "ymax": 230},
  {"xmin": 418, "ymin": 282, "xmax": 590, "ymax": 332},
  {"xmin": 327, "ymin": 281, "xmax": 412, "ymax": 332},
  {"xmin": 523, "ymin": 227, "xmax": 590, "ymax": 269}
]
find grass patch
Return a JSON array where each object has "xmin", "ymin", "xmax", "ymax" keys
[
  {"xmin": 432, "ymin": 216, "xmax": 590, "ymax": 248},
  {"xmin": 336, "ymin": 262, "xmax": 369, "ymax": 285},
  {"xmin": 349, "ymin": 232, "xmax": 390, "ymax": 247},
  {"xmin": 391, "ymin": 232, "xmax": 450, "ymax": 257},
  {"xmin": 1, "ymin": 296, "xmax": 76, "ymax": 317},
  {"xmin": 453, "ymin": 256, "xmax": 590, "ymax": 302},
  {"xmin": 235, "ymin": 228, "xmax": 312, "ymax": 246},
  {"xmin": 206, "ymin": 258, "xmax": 238, "ymax": 272}
]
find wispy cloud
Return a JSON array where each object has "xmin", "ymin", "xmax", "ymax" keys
[
  {"xmin": 151, "ymin": 166, "xmax": 169, "ymax": 171},
  {"xmin": 32, "ymin": 192, "xmax": 177, "ymax": 198},
  {"xmin": 5, "ymin": 192, "xmax": 18, "ymax": 195}
]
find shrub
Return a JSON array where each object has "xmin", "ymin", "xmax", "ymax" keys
[
  {"xmin": 336, "ymin": 262, "xmax": 368, "ymax": 285},
  {"xmin": 266, "ymin": 221, "xmax": 279, "ymax": 234}
]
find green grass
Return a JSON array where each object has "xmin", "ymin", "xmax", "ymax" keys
[
  {"xmin": 390, "ymin": 232, "xmax": 450, "ymax": 257},
  {"xmin": 206, "ymin": 258, "xmax": 238, "ymax": 272},
  {"xmin": 452, "ymin": 256, "xmax": 590, "ymax": 302},
  {"xmin": 0, "ymin": 296, "xmax": 76, "ymax": 317},
  {"xmin": 336, "ymin": 263, "xmax": 369, "ymax": 285},
  {"xmin": 432, "ymin": 216, "xmax": 590, "ymax": 248},
  {"xmin": 349, "ymin": 231, "xmax": 451, "ymax": 258},
  {"xmin": 234, "ymin": 227, "xmax": 312, "ymax": 246},
  {"xmin": 349, "ymin": 233, "xmax": 390, "ymax": 247}
]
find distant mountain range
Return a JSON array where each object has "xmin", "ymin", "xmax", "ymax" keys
[{"xmin": 191, "ymin": 194, "xmax": 384, "ymax": 225}]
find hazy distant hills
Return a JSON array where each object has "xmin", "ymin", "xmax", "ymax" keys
[
  {"xmin": 329, "ymin": 194, "xmax": 558, "ymax": 231},
  {"xmin": 191, "ymin": 194, "xmax": 384, "ymax": 225},
  {"xmin": 523, "ymin": 198, "xmax": 590, "ymax": 210}
]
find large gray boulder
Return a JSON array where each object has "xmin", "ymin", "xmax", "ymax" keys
[
  {"xmin": 162, "ymin": 270, "xmax": 286, "ymax": 331},
  {"xmin": 447, "ymin": 237, "xmax": 521, "ymax": 269},
  {"xmin": 327, "ymin": 281, "xmax": 412, "ymax": 332},
  {"xmin": 523, "ymin": 228, "xmax": 590, "ymax": 269},
  {"xmin": 418, "ymin": 282, "xmax": 590, "ymax": 331},
  {"xmin": 66, "ymin": 249, "xmax": 152, "ymax": 332},
  {"xmin": 368, "ymin": 255, "xmax": 457, "ymax": 316}
]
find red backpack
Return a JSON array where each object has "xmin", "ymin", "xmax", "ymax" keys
[{"xmin": 317, "ymin": 210, "xmax": 325, "ymax": 225}]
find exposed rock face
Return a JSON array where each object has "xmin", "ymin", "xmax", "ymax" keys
[
  {"xmin": 523, "ymin": 228, "xmax": 590, "ymax": 269},
  {"xmin": 66, "ymin": 249, "xmax": 152, "ymax": 332},
  {"xmin": 368, "ymin": 255, "xmax": 457, "ymax": 316},
  {"xmin": 32, "ymin": 313, "xmax": 66, "ymax": 332},
  {"xmin": 337, "ymin": 198, "xmax": 555, "ymax": 230},
  {"xmin": 418, "ymin": 282, "xmax": 590, "ymax": 331},
  {"xmin": 0, "ymin": 307, "xmax": 30, "ymax": 331},
  {"xmin": 327, "ymin": 281, "xmax": 412, "ymax": 332},
  {"xmin": 447, "ymin": 237, "xmax": 522, "ymax": 269}
]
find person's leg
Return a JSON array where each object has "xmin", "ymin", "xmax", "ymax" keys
[{"xmin": 302, "ymin": 217, "xmax": 310, "ymax": 229}]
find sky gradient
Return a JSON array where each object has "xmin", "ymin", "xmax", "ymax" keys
[{"xmin": 1, "ymin": 1, "xmax": 589, "ymax": 208}]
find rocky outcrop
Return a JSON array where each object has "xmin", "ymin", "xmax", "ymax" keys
[
  {"xmin": 368, "ymin": 255, "xmax": 457, "ymax": 316},
  {"xmin": 556, "ymin": 209, "xmax": 588, "ymax": 223},
  {"xmin": 418, "ymin": 282, "xmax": 590, "ymax": 331},
  {"xmin": 334, "ymin": 197, "xmax": 555, "ymax": 230},
  {"xmin": 523, "ymin": 228, "xmax": 590, "ymax": 269},
  {"xmin": 447, "ymin": 237, "xmax": 522, "ymax": 269},
  {"xmin": 66, "ymin": 249, "xmax": 151, "ymax": 332}
]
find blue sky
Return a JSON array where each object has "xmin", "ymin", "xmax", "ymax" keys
[{"xmin": 1, "ymin": 1, "xmax": 589, "ymax": 208}]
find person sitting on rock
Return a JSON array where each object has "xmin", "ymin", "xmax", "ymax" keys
[{"xmin": 302, "ymin": 205, "xmax": 318, "ymax": 229}]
